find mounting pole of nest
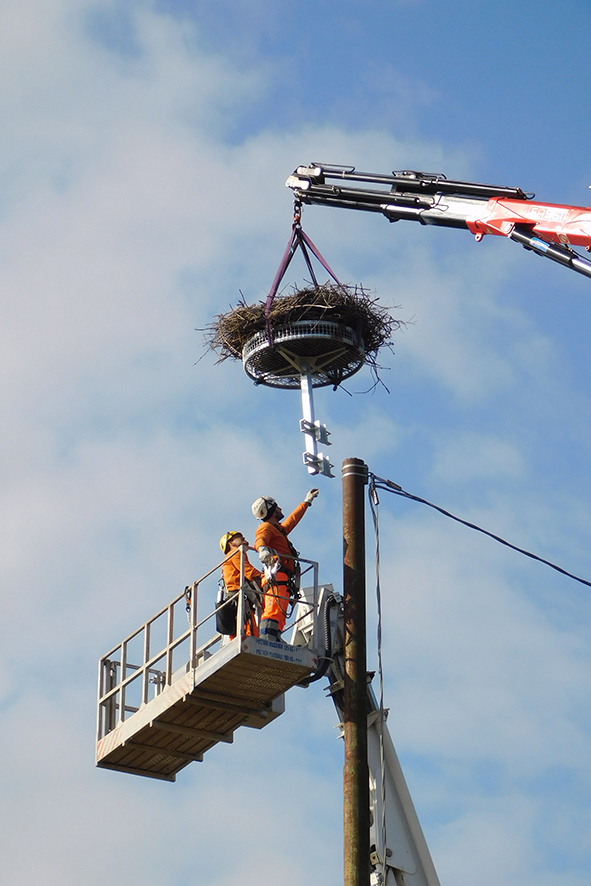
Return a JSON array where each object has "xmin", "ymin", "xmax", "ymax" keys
[{"xmin": 299, "ymin": 363, "xmax": 333, "ymax": 478}]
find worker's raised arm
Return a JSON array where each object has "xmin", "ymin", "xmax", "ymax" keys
[{"xmin": 281, "ymin": 489, "xmax": 318, "ymax": 534}]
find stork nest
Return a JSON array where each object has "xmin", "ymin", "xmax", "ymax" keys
[{"xmin": 204, "ymin": 284, "xmax": 401, "ymax": 370}]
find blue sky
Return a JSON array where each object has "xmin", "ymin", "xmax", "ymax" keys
[{"xmin": 2, "ymin": 1, "xmax": 591, "ymax": 884}]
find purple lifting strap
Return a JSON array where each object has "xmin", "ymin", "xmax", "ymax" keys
[{"xmin": 264, "ymin": 222, "xmax": 345, "ymax": 344}]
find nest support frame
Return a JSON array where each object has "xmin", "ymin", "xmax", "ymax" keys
[
  {"xmin": 242, "ymin": 319, "xmax": 365, "ymax": 477},
  {"xmin": 242, "ymin": 319, "xmax": 366, "ymax": 390},
  {"xmin": 204, "ymin": 208, "xmax": 398, "ymax": 478}
]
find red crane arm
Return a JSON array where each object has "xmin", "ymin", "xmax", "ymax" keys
[
  {"xmin": 286, "ymin": 164, "xmax": 591, "ymax": 279},
  {"xmin": 467, "ymin": 197, "xmax": 591, "ymax": 248}
]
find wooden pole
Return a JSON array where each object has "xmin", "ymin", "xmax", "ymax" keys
[{"xmin": 342, "ymin": 458, "xmax": 370, "ymax": 886}]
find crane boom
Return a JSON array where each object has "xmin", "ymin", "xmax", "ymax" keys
[
  {"xmin": 286, "ymin": 164, "xmax": 591, "ymax": 280},
  {"xmin": 293, "ymin": 586, "xmax": 442, "ymax": 886}
]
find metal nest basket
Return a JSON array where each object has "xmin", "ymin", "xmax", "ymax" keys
[{"xmin": 204, "ymin": 283, "xmax": 400, "ymax": 390}]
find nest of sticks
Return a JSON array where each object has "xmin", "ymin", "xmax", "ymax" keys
[{"xmin": 204, "ymin": 284, "xmax": 401, "ymax": 375}]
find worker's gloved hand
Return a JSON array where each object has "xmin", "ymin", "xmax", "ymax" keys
[
  {"xmin": 305, "ymin": 488, "xmax": 319, "ymax": 506},
  {"xmin": 258, "ymin": 546, "xmax": 274, "ymax": 565}
]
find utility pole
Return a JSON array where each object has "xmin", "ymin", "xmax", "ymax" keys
[{"xmin": 342, "ymin": 458, "xmax": 370, "ymax": 886}]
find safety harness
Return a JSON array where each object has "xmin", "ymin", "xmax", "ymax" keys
[{"xmin": 262, "ymin": 528, "xmax": 301, "ymax": 620}]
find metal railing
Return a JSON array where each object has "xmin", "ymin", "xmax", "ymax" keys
[{"xmin": 96, "ymin": 548, "xmax": 319, "ymax": 742}]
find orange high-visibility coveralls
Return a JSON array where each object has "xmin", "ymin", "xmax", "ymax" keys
[
  {"xmin": 254, "ymin": 502, "xmax": 308, "ymax": 632},
  {"xmin": 222, "ymin": 550, "xmax": 261, "ymax": 637}
]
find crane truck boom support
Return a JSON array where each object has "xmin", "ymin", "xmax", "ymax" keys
[
  {"xmin": 293, "ymin": 586, "xmax": 441, "ymax": 886},
  {"xmin": 286, "ymin": 164, "xmax": 591, "ymax": 279}
]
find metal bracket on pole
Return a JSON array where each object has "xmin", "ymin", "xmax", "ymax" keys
[
  {"xmin": 303, "ymin": 451, "xmax": 334, "ymax": 477},
  {"xmin": 300, "ymin": 366, "xmax": 334, "ymax": 478},
  {"xmin": 299, "ymin": 418, "xmax": 331, "ymax": 446}
]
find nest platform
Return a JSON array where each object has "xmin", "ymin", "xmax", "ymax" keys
[
  {"xmin": 204, "ymin": 284, "xmax": 399, "ymax": 389},
  {"xmin": 242, "ymin": 319, "xmax": 364, "ymax": 388}
]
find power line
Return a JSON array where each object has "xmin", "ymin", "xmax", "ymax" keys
[
  {"xmin": 368, "ymin": 484, "xmax": 387, "ymax": 869},
  {"xmin": 369, "ymin": 474, "xmax": 591, "ymax": 590}
]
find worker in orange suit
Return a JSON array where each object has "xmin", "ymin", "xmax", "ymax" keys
[
  {"xmin": 251, "ymin": 489, "xmax": 319, "ymax": 643},
  {"xmin": 219, "ymin": 531, "xmax": 262, "ymax": 637}
]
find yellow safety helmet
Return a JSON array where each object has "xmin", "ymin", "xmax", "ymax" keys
[{"xmin": 219, "ymin": 531, "xmax": 242, "ymax": 554}]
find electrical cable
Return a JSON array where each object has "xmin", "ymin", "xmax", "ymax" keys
[
  {"xmin": 368, "ymin": 477, "xmax": 388, "ymax": 874},
  {"xmin": 370, "ymin": 475, "xmax": 591, "ymax": 589},
  {"xmin": 299, "ymin": 592, "xmax": 339, "ymax": 686}
]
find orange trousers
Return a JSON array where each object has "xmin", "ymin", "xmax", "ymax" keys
[{"xmin": 261, "ymin": 571, "xmax": 291, "ymax": 632}]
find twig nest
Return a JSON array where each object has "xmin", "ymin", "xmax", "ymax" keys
[{"xmin": 204, "ymin": 284, "xmax": 401, "ymax": 390}]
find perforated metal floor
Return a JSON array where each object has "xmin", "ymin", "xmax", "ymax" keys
[{"xmin": 96, "ymin": 636, "xmax": 317, "ymax": 781}]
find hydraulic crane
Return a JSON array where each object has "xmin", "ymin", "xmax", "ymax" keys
[{"xmin": 286, "ymin": 163, "xmax": 591, "ymax": 280}]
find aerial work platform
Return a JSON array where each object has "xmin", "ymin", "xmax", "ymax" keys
[{"xmin": 96, "ymin": 551, "xmax": 321, "ymax": 781}]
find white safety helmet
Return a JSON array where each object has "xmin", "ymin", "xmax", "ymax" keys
[{"xmin": 251, "ymin": 496, "xmax": 277, "ymax": 520}]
